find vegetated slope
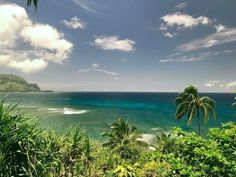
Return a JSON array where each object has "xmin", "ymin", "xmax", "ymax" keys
[{"xmin": 0, "ymin": 74, "xmax": 41, "ymax": 92}]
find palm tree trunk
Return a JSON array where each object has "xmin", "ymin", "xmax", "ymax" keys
[{"xmin": 197, "ymin": 108, "xmax": 200, "ymax": 136}]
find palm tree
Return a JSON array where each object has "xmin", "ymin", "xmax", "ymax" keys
[
  {"xmin": 102, "ymin": 119, "xmax": 147, "ymax": 159},
  {"xmin": 26, "ymin": 0, "xmax": 38, "ymax": 9},
  {"xmin": 175, "ymin": 85, "xmax": 216, "ymax": 136}
]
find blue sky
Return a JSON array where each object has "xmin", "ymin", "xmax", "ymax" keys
[{"xmin": 0, "ymin": 0, "xmax": 236, "ymax": 92}]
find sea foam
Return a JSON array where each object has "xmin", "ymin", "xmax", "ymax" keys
[
  {"xmin": 137, "ymin": 133, "xmax": 157, "ymax": 144},
  {"xmin": 46, "ymin": 108, "xmax": 88, "ymax": 115},
  {"xmin": 63, "ymin": 108, "xmax": 88, "ymax": 115}
]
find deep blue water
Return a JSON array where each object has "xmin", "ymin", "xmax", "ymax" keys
[{"xmin": 1, "ymin": 92, "xmax": 235, "ymax": 138}]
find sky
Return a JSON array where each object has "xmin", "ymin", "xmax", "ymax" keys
[{"xmin": 0, "ymin": 0, "xmax": 236, "ymax": 92}]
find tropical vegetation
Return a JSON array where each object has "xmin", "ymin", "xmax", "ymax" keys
[
  {"xmin": 102, "ymin": 118, "xmax": 147, "ymax": 161},
  {"xmin": 175, "ymin": 85, "xmax": 216, "ymax": 136},
  {"xmin": 26, "ymin": 0, "xmax": 38, "ymax": 9}
]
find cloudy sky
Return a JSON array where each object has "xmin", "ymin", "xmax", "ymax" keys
[{"xmin": 0, "ymin": 0, "xmax": 236, "ymax": 92}]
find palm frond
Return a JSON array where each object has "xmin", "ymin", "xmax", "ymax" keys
[
  {"xmin": 27, "ymin": 0, "xmax": 38, "ymax": 9},
  {"xmin": 199, "ymin": 104, "xmax": 209, "ymax": 124},
  {"xmin": 175, "ymin": 101, "xmax": 189, "ymax": 119}
]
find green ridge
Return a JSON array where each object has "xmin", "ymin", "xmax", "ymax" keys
[{"xmin": 0, "ymin": 73, "xmax": 41, "ymax": 92}]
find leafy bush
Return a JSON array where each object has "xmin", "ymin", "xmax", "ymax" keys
[
  {"xmin": 0, "ymin": 100, "xmax": 95, "ymax": 177},
  {"xmin": 1, "ymin": 99, "xmax": 236, "ymax": 177},
  {"xmin": 151, "ymin": 126, "xmax": 236, "ymax": 177},
  {"xmin": 113, "ymin": 163, "xmax": 138, "ymax": 177}
]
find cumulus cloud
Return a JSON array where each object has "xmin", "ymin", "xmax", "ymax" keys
[
  {"xmin": 61, "ymin": 16, "xmax": 86, "ymax": 29},
  {"xmin": 161, "ymin": 12, "xmax": 209, "ymax": 28},
  {"xmin": 177, "ymin": 28, "xmax": 236, "ymax": 52},
  {"xmin": 0, "ymin": 3, "xmax": 73, "ymax": 74},
  {"xmin": 8, "ymin": 59, "xmax": 48, "ymax": 74},
  {"xmin": 0, "ymin": 4, "xmax": 30, "ymax": 47},
  {"xmin": 160, "ymin": 12, "xmax": 225, "ymax": 38},
  {"xmin": 78, "ymin": 64, "xmax": 119, "ymax": 79},
  {"xmin": 21, "ymin": 24, "xmax": 73, "ymax": 63},
  {"xmin": 91, "ymin": 35, "xmax": 135, "ymax": 52}
]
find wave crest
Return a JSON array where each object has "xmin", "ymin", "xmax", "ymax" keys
[{"xmin": 43, "ymin": 107, "xmax": 89, "ymax": 115}]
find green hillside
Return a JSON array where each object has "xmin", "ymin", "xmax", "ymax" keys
[{"xmin": 0, "ymin": 74, "xmax": 41, "ymax": 92}]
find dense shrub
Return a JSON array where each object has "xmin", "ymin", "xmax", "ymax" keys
[
  {"xmin": 0, "ymin": 101, "xmax": 97, "ymax": 177},
  {"xmin": 0, "ymin": 100, "xmax": 236, "ymax": 176}
]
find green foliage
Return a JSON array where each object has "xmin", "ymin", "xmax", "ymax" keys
[
  {"xmin": 156, "ymin": 132, "xmax": 177, "ymax": 153},
  {"xmin": 150, "ymin": 126, "xmax": 236, "ymax": 177},
  {"xmin": 102, "ymin": 118, "xmax": 147, "ymax": 160},
  {"xmin": 208, "ymin": 122, "xmax": 236, "ymax": 161},
  {"xmin": 1, "ymin": 98, "xmax": 236, "ymax": 176},
  {"xmin": 175, "ymin": 85, "xmax": 216, "ymax": 136},
  {"xmin": 113, "ymin": 163, "xmax": 138, "ymax": 177},
  {"xmin": 139, "ymin": 160, "xmax": 171, "ymax": 177},
  {"xmin": 0, "ymin": 74, "xmax": 41, "ymax": 92},
  {"xmin": 0, "ymin": 100, "xmax": 95, "ymax": 176}
]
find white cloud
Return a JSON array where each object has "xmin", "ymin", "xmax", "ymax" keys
[
  {"xmin": 204, "ymin": 80, "xmax": 221, "ymax": 87},
  {"xmin": 175, "ymin": 2, "xmax": 188, "ymax": 9},
  {"xmin": 163, "ymin": 32, "xmax": 176, "ymax": 38},
  {"xmin": 92, "ymin": 68, "xmax": 118, "ymax": 76},
  {"xmin": 205, "ymin": 83, "xmax": 215, "ymax": 87},
  {"xmin": 71, "ymin": 0, "xmax": 96, "ymax": 13},
  {"xmin": 0, "ymin": 3, "xmax": 30, "ymax": 47},
  {"xmin": 215, "ymin": 24, "xmax": 225, "ymax": 32},
  {"xmin": 61, "ymin": 16, "xmax": 86, "ymax": 29},
  {"xmin": 226, "ymin": 82, "xmax": 236, "ymax": 87},
  {"xmin": 177, "ymin": 28, "xmax": 236, "ymax": 52},
  {"xmin": 0, "ymin": 3, "xmax": 73, "ymax": 73},
  {"xmin": 203, "ymin": 80, "xmax": 236, "ymax": 91},
  {"xmin": 91, "ymin": 35, "xmax": 135, "ymax": 52},
  {"xmin": 92, "ymin": 63, "xmax": 100, "ymax": 68},
  {"xmin": 160, "ymin": 49, "xmax": 234, "ymax": 63},
  {"xmin": 161, "ymin": 12, "xmax": 210, "ymax": 29},
  {"xmin": 8, "ymin": 59, "xmax": 48, "ymax": 74},
  {"xmin": 79, "ymin": 68, "xmax": 118, "ymax": 76},
  {"xmin": 220, "ymin": 83, "xmax": 224, "ymax": 87},
  {"xmin": 209, "ymin": 80, "xmax": 221, "ymax": 84},
  {"xmin": 78, "ymin": 64, "xmax": 119, "ymax": 78},
  {"xmin": 159, "ymin": 59, "xmax": 174, "ymax": 63},
  {"xmin": 159, "ymin": 12, "xmax": 226, "ymax": 38},
  {"xmin": 21, "ymin": 24, "xmax": 73, "ymax": 63}
]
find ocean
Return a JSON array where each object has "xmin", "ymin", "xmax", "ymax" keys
[{"xmin": 1, "ymin": 92, "xmax": 235, "ymax": 138}]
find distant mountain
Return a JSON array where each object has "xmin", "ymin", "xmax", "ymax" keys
[{"xmin": 0, "ymin": 74, "xmax": 41, "ymax": 92}]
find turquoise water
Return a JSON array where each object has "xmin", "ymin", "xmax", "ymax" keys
[{"xmin": 1, "ymin": 92, "xmax": 235, "ymax": 138}]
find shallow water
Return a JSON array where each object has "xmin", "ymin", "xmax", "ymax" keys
[{"xmin": 1, "ymin": 92, "xmax": 235, "ymax": 139}]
